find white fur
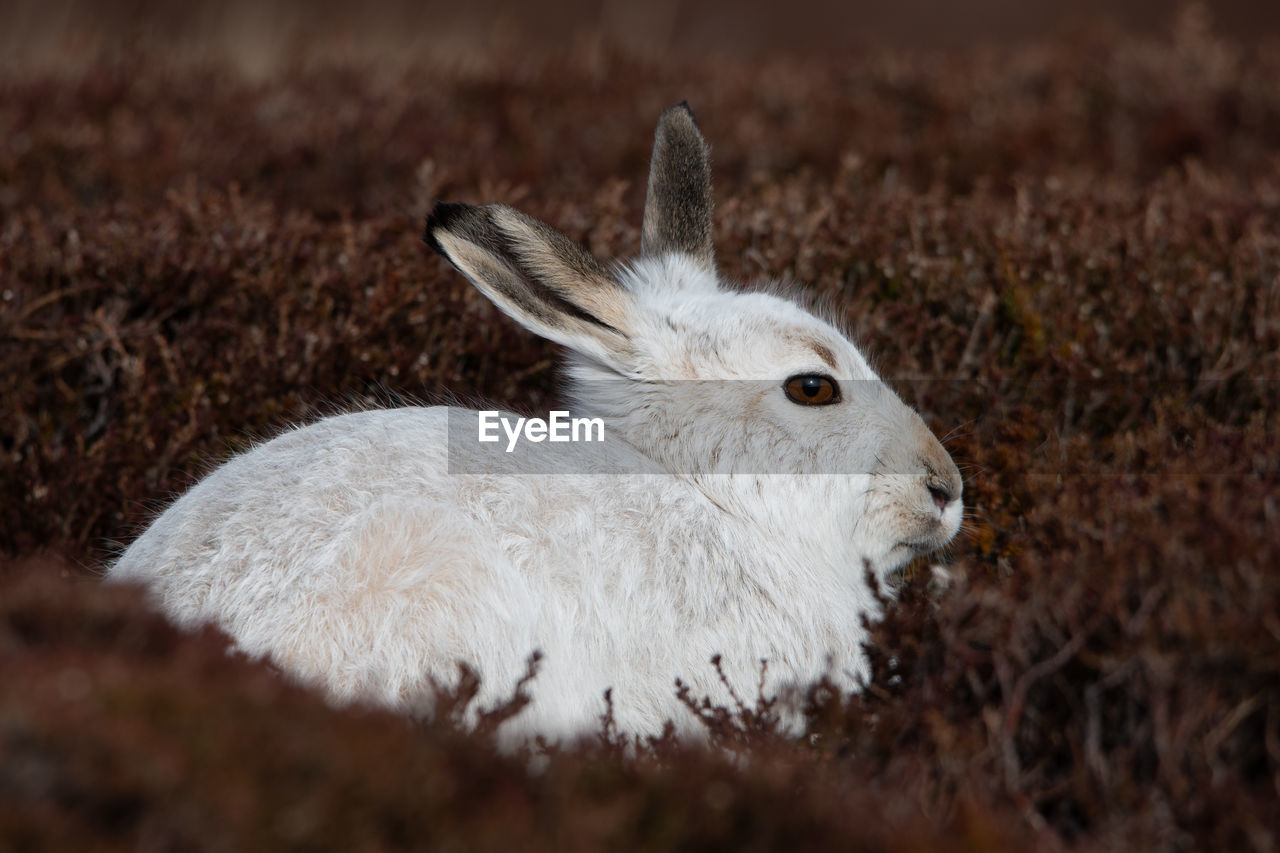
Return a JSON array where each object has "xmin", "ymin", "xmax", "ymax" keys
[{"xmin": 110, "ymin": 110, "xmax": 963, "ymax": 745}]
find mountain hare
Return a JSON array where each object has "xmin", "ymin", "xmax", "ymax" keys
[{"xmin": 110, "ymin": 103, "xmax": 963, "ymax": 743}]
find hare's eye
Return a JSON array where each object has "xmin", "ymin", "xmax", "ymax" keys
[{"xmin": 784, "ymin": 374, "xmax": 840, "ymax": 406}]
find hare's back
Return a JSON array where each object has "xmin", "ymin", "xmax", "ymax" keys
[{"xmin": 108, "ymin": 406, "xmax": 487, "ymax": 622}]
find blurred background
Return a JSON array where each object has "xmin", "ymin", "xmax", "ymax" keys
[{"xmin": 3, "ymin": 0, "xmax": 1280, "ymax": 71}]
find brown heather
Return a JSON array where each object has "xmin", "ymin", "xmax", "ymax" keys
[{"xmin": 3, "ymin": 6, "xmax": 1279, "ymax": 850}]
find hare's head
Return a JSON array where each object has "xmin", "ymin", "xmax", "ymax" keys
[{"xmin": 426, "ymin": 103, "xmax": 962, "ymax": 579}]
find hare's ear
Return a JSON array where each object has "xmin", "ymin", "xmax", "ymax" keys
[
  {"xmin": 426, "ymin": 203, "xmax": 635, "ymax": 371},
  {"xmin": 641, "ymin": 102, "xmax": 715, "ymax": 272}
]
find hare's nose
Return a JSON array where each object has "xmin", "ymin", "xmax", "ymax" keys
[{"xmin": 924, "ymin": 465, "xmax": 959, "ymax": 512}]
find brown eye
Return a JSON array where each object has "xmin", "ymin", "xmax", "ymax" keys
[{"xmin": 784, "ymin": 374, "xmax": 840, "ymax": 406}]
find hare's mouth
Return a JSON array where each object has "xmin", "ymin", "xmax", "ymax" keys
[
  {"xmin": 901, "ymin": 514, "xmax": 962, "ymax": 555},
  {"xmin": 897, "ymin": 535, "xmax": 947, "ymax": 555}
]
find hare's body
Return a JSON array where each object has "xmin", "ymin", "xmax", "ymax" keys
[
  {"xmin": 114, "ymin": 404, "xmax": 876, "ymax": 739},
  {"xmin": 111, "ymin": 106, "xmax": 964, "ymax": 742}
]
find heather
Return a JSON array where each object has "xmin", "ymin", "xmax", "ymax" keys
[{"xmin": 3, "ymin": 5, "xmax": 1279, "ymax": 850}]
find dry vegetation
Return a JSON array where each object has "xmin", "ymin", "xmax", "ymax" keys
[{"xmin": 3, "ymin": 5, "xmax": 1279, "ymax": 850}]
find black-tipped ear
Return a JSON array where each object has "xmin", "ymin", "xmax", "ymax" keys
[
  {"xmin": 423, "ymin": 201, "xmax": 470, "ymax": 257},
  {"xmin": 425, "ymin": 202, "xmax": 636, "ymax": 372},
  {"xmin": 640, "ymin": 102, "xmax": 715, "ymax": 271}
]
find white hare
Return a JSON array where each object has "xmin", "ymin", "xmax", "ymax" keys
[{"xmin": 110, "ymin": 103, "xmax": 963, "ymax": 743}]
